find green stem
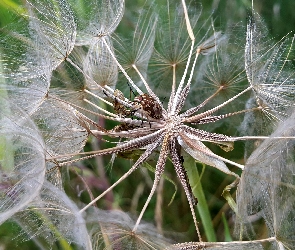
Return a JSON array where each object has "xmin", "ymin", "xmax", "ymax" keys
[
  {"xmin": 222, "ymin": 212, "xmax": 233, "ymax": 241},
  {"xmin": 0, "ymin": 51, "xmax": 14, "ymax": 172},
  {"xmin": 182, "ymin": 151, "xmax": 217, "ymax": 242},
  {"xmin": 25, "ymin": 208, "xmax": 73, "ymax": 250}
]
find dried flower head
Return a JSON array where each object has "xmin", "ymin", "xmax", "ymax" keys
[{"xmin": 1, "ymin": 0, "xmax": 295, "ymax": 248}]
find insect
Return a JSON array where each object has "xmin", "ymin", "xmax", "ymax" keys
[
  {"xmin": 111, "ymin": 89, "xmax": 164, "ymax": 131},
  {"xmin": 113, "ymin": 89, "xmax": 164, "ymax": 121},
  {"xmin": 131, "ymin": 93, "xmax": 164, "ymax": 120},
  {"xmin": 112, "ymin": 89, "xmax": 131, "ymax": 117}
]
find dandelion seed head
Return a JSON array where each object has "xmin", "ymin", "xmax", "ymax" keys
[{"xmin": 1, "ymin": 0, "xmax": 295, "ymax": 248}]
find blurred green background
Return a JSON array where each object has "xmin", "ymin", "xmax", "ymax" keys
[{"xmin": 1, "ymin": 0, "xmax": 295, "ymax": 37}]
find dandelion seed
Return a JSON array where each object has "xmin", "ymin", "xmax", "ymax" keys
[
  {"xmin": 0, "ymin": 100, "xmax": 45, "ymax": 225},
  {"xmin": 14, "ymin": 180, "xmax": 91, "ymax": 249},
  {"xmin": 112, "ymin": 4, "xmax": 157, "ymax": 89},
  {"xmin": 74, "ymin": 0, "xmax": 124, "ymax": 45},
  {"xmin": 0, "ymin": 0, "xmax": 76, "ymax": 113},
  {"xmin": 245, "ymin": 12, "xmax": 295, "ymax": 121},
  {"xmin": 83, "ymin": 37, "xmax": 118, "ymax": 93},
  {"xmin": 149, "ymin": 1, "xmax": 202, "ymax": 100},
  {"xmin": 237, "ymin": 109, "xmax": 295, "ymax": 249},
  {"xmin": 88, "ymin": 207, "xmax": 173, "ymax": 249},
  {"xmin": 26, "ymin": 0, "xmax": 77, "ymax": 70},
  {"xmin": 31, "ymin": 97, "xmax": 89, "ymax": 160}
]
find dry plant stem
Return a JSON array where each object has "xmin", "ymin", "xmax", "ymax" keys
[
  {"xmin": 104, "ymin": 85, "xmax": 115, "ymax": 93},
  {"xmin": 181, "ymin": 0, "xmax": 195, "ymax": 41},
  {"xmin": 178, "ymin": 132, "xmax": 244, "ymax": 171},
  {"xmin": 173, "ymin": 236, "xmax": 277, "ymax": 249},
  {"xmin": 72, "ymin": 110, "xmax": 107, "ymax": 132},
  {"xmin": 171, "ymin": 41, "xmax": 195, "ymax": 114},
  {"xmin": 222, "ymin": 177, "xmax": 240, "ymax": 214},
  {"xmin": 171, "ymin": 141, "xmax": 202, "ymax": 241},
  {"xmin": 174, "ymin": 50, "xmax": 201, "ymax": 115},
  {"xmin": 47, "ymin": 120, "xmax": 163, "ymax": 160},
  {"xmin": 155, "ymin": 177, "xmax": 164, "ymax": 235},
  {"xmin": 102, "ymin": 37, "xmax": 143, "ymax": 95},
  {"xmin": 63, "ymin": 57, "xmax": 139, "ymax": 118},
  {"xmin": 130, "ymin": 182, "xmax": 145, "ymax": 214},
  {"xmin": 141, "ymin": 167, "xmax": 154, "ymax": 188},
  {"xmin": 232, "ymin": 136, "xmax": 295, "ymax": 141},
  {"xmin": 50, "ymin": 128, "xmax": 165, "ymax": 165},
  {"xmin": 73, "ymin": 168, "xmax": 96, "ymax": 207},
  {"xmin": 184, "ymin": 50, "xmax": 200, "ymax": 91},
  {"xmin": 205, "ymin": 153, "xmax": 243, "ymax": 170},
  {"xmin": 90, "ymin": 138, "xmax": 109, "ymax": 187},
  {"xmin": 79, "ymin": 137, "xmax": 163, "ymax": 214},
  {"xmin": 167, "ymin": 64, "xmax": 176, "ymax": 111},
  {"xmin": 171, "ymin": 0, "xmax": 195, "ymax": 114},
  {"xmin": 65, "ymin": 56, "xmax": 142, "ymax": 121},
  {"xmin": 65, "ymin": 57, "xmax": 114, "ymax": 99},
  {"xmin": 132, "ymin": 64, "xmax": 165, "ymax": 114},
  {"xmin": 181, "ymin": 85, "xmax": 224, "ymax": 117},
  {"xmin": 92, "ymin": 126, "xmax": 158, "ymax": 138},
  {"xmin": 132, "ymin": 135, "xmax": 170, "ymax": 232},
  {"xmin": 194, "ymin": 107, "xmax": 261, "ymax": 125},
  {"xmin": 48, "ymin": 94, "xmax": 123, "ymax": 123},
  {"xmin": 184, "ymin": 86, "xmax": 252, "ymax": 122},
  {"xmin": 84, "ymin": 89, "xmax": 114, "ymax": 108},
  {"xmin": 83, "ymin": 98, "xmax": 117, "ymax": 117}
]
